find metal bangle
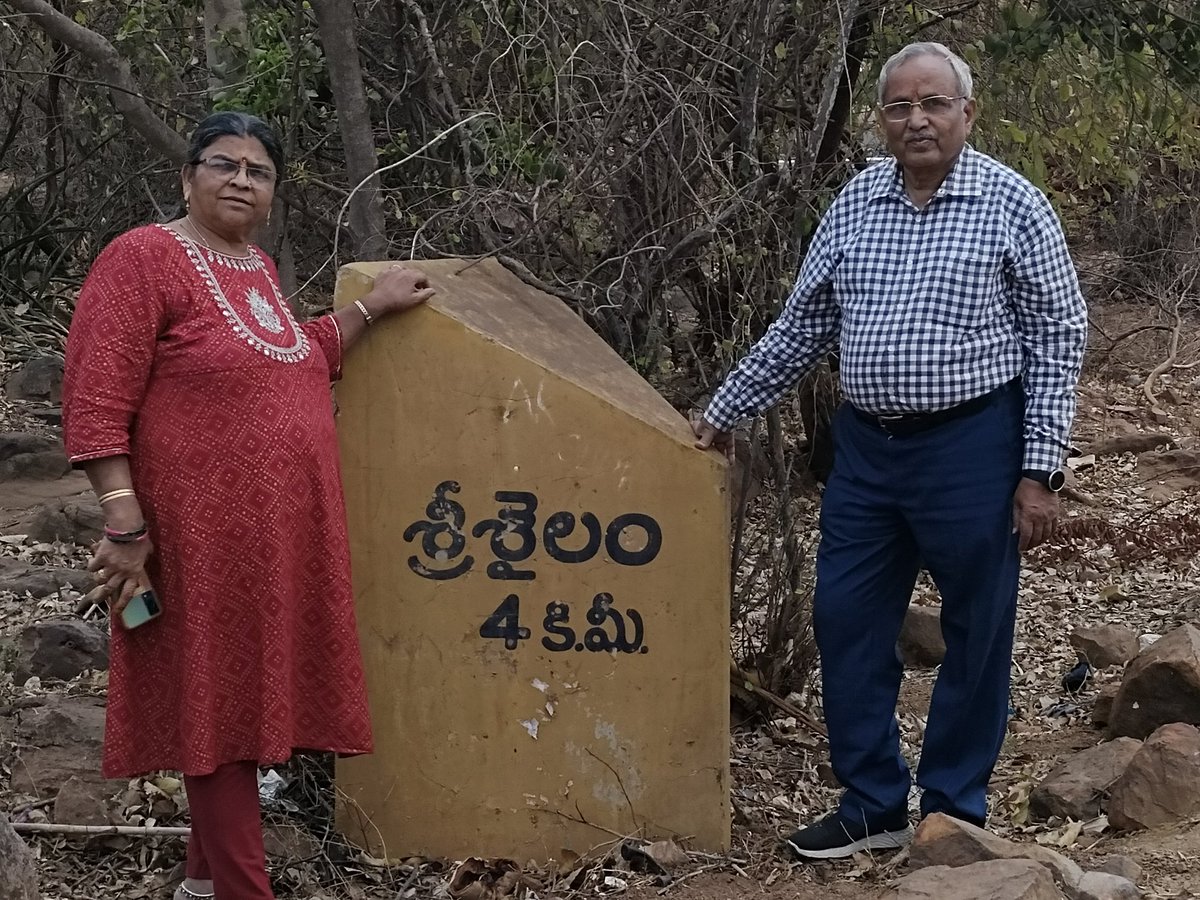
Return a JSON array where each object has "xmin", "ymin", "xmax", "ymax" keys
[{"xmin": 354, "ymin": 298, "xmax": 374, "ymax": 325}]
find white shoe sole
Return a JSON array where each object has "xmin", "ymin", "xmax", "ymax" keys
[{"xmin": 786, "ymin": 824, "xmax": 914, "ymax": 860}]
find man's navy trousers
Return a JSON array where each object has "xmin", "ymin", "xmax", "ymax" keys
[{"xmin": 815, "ymin": 379, "xmax": 1023, "ymax": 828}]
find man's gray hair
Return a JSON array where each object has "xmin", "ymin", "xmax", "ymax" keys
[{"xmin": 877, "ymin": 42, "xmax": 973, "ymax": 105}]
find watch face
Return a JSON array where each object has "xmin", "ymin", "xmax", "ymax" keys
[{"xmin": 1047, "ymin": 469, "xmax": 1067, "ymax": 492}]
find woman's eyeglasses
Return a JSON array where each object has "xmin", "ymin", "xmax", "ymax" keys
[
  {"xmin": 879, "ymin": 95, "xmax": 969, "ymax": 122},
  {"xmin": 195, "ymin": 156, "xmax": 277, "ymax": 186}
]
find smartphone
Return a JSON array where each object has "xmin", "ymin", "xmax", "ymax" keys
[{"xmin": 121, "ymin": 588, "xmax": 162, "ymax": 630}]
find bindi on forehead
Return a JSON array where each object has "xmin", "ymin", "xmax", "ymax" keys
[{"xmin": 204, "ymin": 137, "xmax": 273, "ymax": 170}]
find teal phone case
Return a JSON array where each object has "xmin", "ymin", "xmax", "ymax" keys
[{"xmin": 121, "ymin": 591, "xmax": 162, "ymax": 629}]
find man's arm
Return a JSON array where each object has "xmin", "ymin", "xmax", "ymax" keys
[
  {"xmin": 699, "ymin": 213, "xmax": 844, "ymax": 443},
  {"xmin": 1008, "ymin": 195, "xmax": 1087, "ymax": 550},
  {"xmin": 1009, "ymin": 195, "xmax": 1088, "ymax": 472}
]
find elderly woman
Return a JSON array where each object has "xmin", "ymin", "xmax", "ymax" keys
[{"xmin": 61, "ymin": 111, "xmax": 430, "ymax": 900}]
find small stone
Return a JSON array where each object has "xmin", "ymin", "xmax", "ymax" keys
[
  {"xmin": 1108, "ymin": 624, "xmax": 1200, "ymax": 740},
  {"xmin": 644, "ymin": 839, "xmax": 690, "ymax": 870},
  {"xmin": 13, "ymin": 618, "xmax": 109, "ymax": 683},
  {"xmin": 1092, "ymin": 684, "xmax": 1120, "ymax": 729},
  {"xmin": 1137, "ymin": 449, "xmax": 1200, "ymax": 487},
  {"xmin": 887, "ymin": 859, "xmax": 1060, "ymax": 900},
  {"xmin": 262, "ymin": 822, "xmax": 321, "ymax": 860},
  {"xmin": 1070, "ymin": 625, "xmax": 1140, "ymax": 669},
  {"xmin": 1028, "ymin": 737, "xmax": 1142, "ymax": 822},
  {"xmin": 898, "ymin": 604, "xmax": 945, "ymax": 668},
  {"xmin": 5, "ymin": 355, "xmax": 64, "ymax": 403},
  {"xmin": 0, "ymin": 812, "xmax": 40, "ymax": 899},
  {"xmin": 0, "ymin": 432, "xmax": 69, "ymax": 482},
  {"xmin": 1096, "ymin": 856, "xmax": 1141, "ymax": 885},
  {"xmin": 1075, "ymin": 870, "xmax": 1140, "ymax": 900},
  {"xmin": 815, "ymin": 761, "xmax": 840, "ymax": 787},
  {"xmin": 1108, "ymin": 723, "xmax": 1200, "ymax": 830}
]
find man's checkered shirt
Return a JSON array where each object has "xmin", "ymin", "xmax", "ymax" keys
[{"xmin": 705, "ymin": 145, "xmax": 1087, "ymax": 472}]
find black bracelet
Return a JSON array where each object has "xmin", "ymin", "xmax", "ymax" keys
[{"xmin": 104, "ymin": 524, "xmax": 148, "ymax": 543}]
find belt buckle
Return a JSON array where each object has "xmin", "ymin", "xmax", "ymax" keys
[{"xmin": 876, "ymin": 413, "xmax": 906, "ymax": 429}]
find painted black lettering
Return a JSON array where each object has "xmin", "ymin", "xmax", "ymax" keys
[
  {"xmin": 472, "ymin": 491, "xmax": 538, "ymax": 580},
  {"xmin": 403, "ymin": 480, "xmax": 474, "ymax": 579},
  {"xmin": 543, "ymin": 511, "xmax": 602, "ymax": 563},
  {"xmin": 478, "ymin": 594, "xmax": 531, "ymax": 650},
  {"xmin": 541, "ymin": 601, "xmax": 575, "ymax": 652},
  {"xmin": 604, "ymin": 513, "xmax": 663, "ymax": 566}
]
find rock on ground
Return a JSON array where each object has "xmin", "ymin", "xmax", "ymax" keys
[
  {"xmin": 1137, "ymin": 449, "xmax": 1200, "ymax": 489},
  {"xmin": 1095, "ymin": 856, "xmax": 1141, "ymax": 885},
  {"xmin": 1028, "ymin": 738, "xmax": 1142, "ymax": 822},
  {"xmin": 1092, "ymin": 684, "xmax": 1120, "ymax": 729},
  {"xmin": 0, "ymin": 558, "xmax": 94, "ymax": 599},
  {"xmin": 24, "ymin": 497, "xmax": 104, "ymax": 545},
  {"xmin": 13, "ymin": 618, "xmax": 110, "ymax": 683},
  {"xmin": 5, "ymin": 355, "xmax": 63, "ymax": 403},
  {"xmin": 1107, "ymin": 723, "xmax": 1200, "ymax": 830},
  {"xmin": 53, "ymin": 775, "xmax": 115, "ymax": 827},
  {"xmin": 0, "ymin": 812, "xmax": 40, "ymax": 900},
  {"xmin": 3, "ymin": 696, "xmax": 122, "ymax": 799},
  {"xmin": 910, "ymin": 813, "xmax": 1082, "ymax": 894},
  {"xmin": 1108, "ymin": 624, "xmax": 1200, "ymax": 739},
  {"xmin": 887, "ymin": 859, "xmax": 1061, "ymax": 900},
  {"xmin": 1075, "ymin": 871, "xmax": 1140, "ymax": 900},
  {"xmin": 899, "ymin": 604, "xmax": 946, "ymax": 668},
  {"xmin": 0, "ymin": 432, "xmax": 69, "ymax": 482},
  {"xmin": 1086, "ymin": 433, "xmax": 1175, "ymax": 457},
  {"xmin": 1070, "ymin": 625, "xmax": 1140, "ymax": 669}
]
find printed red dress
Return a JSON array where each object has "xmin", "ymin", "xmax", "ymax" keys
[{"xmin": 62, "ymin": 224, "xmax": 373, "ymax": 777}]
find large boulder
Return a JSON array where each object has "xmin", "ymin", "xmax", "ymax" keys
[
  {"xmin": 1107, "ymin": 723, "xmax": 1200, "ymax": 830},
  {"xmin": 12, "ymin": 618, "xmax": 109, "ymax": 683},
  {"xmin": 1069, "ymin": 625, "xmax": 1139, "ymax": 669},
  {"xmin": 899, "ymin": 604, "xmax": 946, "ymax": 668},
  {"xmin": 1092, "ymin": 684, "xmax": 1120, "ymax": 730},
  {"xmin": 0, "ymin": 813, "xmax": 39, "ymax": 899},
  {"xmin": 910, "ymin": 813, "xmax": 1082, "ymax": 895},
  {"xmin": 887, "ymin": 859, "xmax": 1061, "ymax": 900},
  {"xmin": 5, "ymin": 355, "xmax": 63, "ymax": 403},
  {"xmin": 24, "ymin": 497, "xmax": 104, "ymax": 546},
  {"xmin": 1029, "ymin": 738, "xmax": 1142, "ymax": 822},
  {"xmin": 1108, "ymin": 625, "xmax": 1200, "ymax": 739},
  {"xmin": 1137, "ymin": 449, "xmax": 1200, "ymax": 489}
]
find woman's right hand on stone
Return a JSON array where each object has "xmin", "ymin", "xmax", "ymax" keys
[{"xmin": 88, "ymin": 537, "xmax": 154, "ymax": 615}]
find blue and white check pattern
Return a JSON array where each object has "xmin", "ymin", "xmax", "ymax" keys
[{"xmin": 705, "ymin": 145, "xmax": 1087, "ymax": 471}]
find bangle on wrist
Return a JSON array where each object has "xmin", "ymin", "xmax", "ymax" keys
[
  {"xmin": 354, "ymin": 299, "xmax": 374, "ymax": 326},
  {"xmin": 97, "ymin": 488, "xmax": 137, "ymax": 505},
  {"xmin": 104, "ymin": 524, "xmax": 149, "ymax": 543}
]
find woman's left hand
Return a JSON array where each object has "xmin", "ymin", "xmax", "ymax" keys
[{"xmin": 364, "ymin": 264, "xmax": 436, "ymax": 317}]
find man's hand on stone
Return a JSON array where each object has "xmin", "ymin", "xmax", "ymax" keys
[
  {"xmin": 691, "ymin": 416, "xmax": 735, "ymax": 461},
  {"xmin": 1012, "ymin": 477, "xmax": 1060, "ymax": 551}
]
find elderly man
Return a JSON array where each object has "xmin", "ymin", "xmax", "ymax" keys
[{"xmin": 694, "ymin": 42, "xmax": 1086, "ymax": 859}]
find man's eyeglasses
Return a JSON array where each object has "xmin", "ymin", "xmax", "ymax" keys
[
  {"xmin": 194, "ymin": 156, "xmax": 277, "ymax": 186},
  {"xmin": 879, "ymin": 95, "xmax": 969, "ymax": 122}
]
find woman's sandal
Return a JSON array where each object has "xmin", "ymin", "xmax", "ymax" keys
[{"xmin": 173, "ymin": 885, "xmax": 215, "ymax": 900}]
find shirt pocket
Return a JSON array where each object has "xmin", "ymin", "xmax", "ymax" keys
[{"xmin": 925, "ymin": 254, "xmax": 1000, "ymax": 329}]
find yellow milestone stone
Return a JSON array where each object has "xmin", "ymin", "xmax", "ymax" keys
[{"xmin": 332, "ymin": 259, "xmax": 730, "ymax": 862}]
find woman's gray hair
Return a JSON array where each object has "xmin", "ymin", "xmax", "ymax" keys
[{"xmin": 877, "ymin": 42, "xmax": 973, "ymax": 104}]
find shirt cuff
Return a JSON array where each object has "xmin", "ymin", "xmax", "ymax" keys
[{"xmin": 1022, "ymin": 439, "xmax": 1066, "ymax": 472}]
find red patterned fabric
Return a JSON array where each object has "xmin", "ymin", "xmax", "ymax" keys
[{"xmin": 63, "ymin": 224, "xmax": 372, "ymax": 777}]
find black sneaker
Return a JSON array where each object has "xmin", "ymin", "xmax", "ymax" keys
[{"xmin": 785, "ymin": 811, "xmax": 913, "ymax": 860}]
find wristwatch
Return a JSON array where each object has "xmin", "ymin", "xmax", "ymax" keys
[{"xmin": 1022, "ymin": 468, "xmax": 1066, "ymax": 492}]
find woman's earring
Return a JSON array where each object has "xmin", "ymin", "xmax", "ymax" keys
[{"xmin": 266, "ymin": 208, "xmax": 272, "ymax": 226}]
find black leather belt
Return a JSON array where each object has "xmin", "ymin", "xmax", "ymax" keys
[{"xmin": 851, "ymin": 380, "xmax": 1017, "ymax": 436}]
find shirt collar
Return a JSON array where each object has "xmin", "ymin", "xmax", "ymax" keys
[{"xmin": 868, "ymin": 144, "xmax": 984, "ymax": 201}]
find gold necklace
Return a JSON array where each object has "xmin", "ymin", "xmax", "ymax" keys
[{"xmin": 184, "ymin": 214, "xmax": 251, "ymax": 260}]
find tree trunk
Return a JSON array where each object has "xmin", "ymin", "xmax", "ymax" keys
[
  {"xmin": 311, "ymin": 0, "xmax": 388, "ymax": 259},
  {"xmin": 203, "ymin": 0, "xmax": 248, "ymax": 96},
  {"xmin": 6, "ymin": 0, "xmax": 188, "ymax": 163}
]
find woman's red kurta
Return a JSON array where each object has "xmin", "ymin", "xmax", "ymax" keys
[{"xmin": 62, "ymin": 224, "xmax": 373, "ymax": 777}]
